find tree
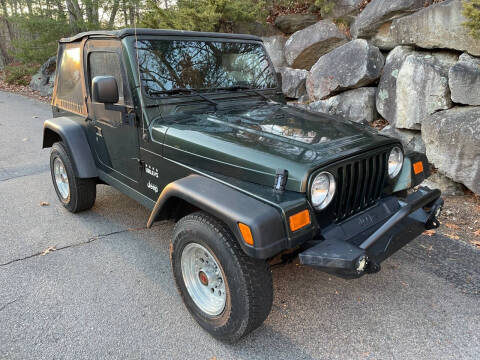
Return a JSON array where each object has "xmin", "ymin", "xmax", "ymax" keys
[
  {"xmin": 108, "ymin": 0, "xmax": 120, "ymax": 28},
  {"xmin": 0, "ymin": 0, "xmax": 8, "ymax": 16},
  {"xmin": 65, "ymin": 0, "xmax": 83, "ymax": 30},
  {"xmin": 141, "ymin": 0, "xmax": 268, "ymax": 32}
]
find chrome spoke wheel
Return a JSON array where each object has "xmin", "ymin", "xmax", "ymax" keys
[
  {"xmin": 53, "ymin": 157, "xmax": 70, "ymax": 201},
  {"xmin": 181, "ymin": 243, "xmax": 226, "ymax": 316}
]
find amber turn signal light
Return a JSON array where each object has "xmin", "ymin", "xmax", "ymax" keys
[
  {"xmin": 238, "ymin": 223, "xmax": 254, "ymax": 246},
  {"xmin": 289, "ymin": 209, "xmax": 311, "ymax": 232},
  {"xmin": 413, "ymin": 161, "xmax": 424, "ymax": 175}
]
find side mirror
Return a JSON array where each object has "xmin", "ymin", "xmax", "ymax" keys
[
  {"xmin": 92, "ymin": 76, "xmax": 119, "ymax": 104},
  {"xmin": 276, "ymin": 72, "xmax": 283, "ymax": 90}
]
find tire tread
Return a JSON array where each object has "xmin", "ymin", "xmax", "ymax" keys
[
  {"xmin": 173, "ymin": 212, "xmax": 273, "ymax": 342},
  {"xmin": 51, "ymin": 142, "xmax": 96, "ymax": 213}
]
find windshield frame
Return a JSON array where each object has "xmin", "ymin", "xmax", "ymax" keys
[{"xmin": 126, "ymin": 35, "xmax": 279, "ymax": 104}]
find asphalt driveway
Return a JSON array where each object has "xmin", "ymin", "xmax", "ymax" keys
[{"xmin": 0, "ymin": 91, "xmax": 479, "ymax": 359}]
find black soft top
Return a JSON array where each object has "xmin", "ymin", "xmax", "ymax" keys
[{"xmin": 59, "ymin": 28, "xmax": 262, "ymax": 43}]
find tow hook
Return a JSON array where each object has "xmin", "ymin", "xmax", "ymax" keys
[
  {"xmin": 425, "ymin": 198, "xmax": 444, "ymax": 230},
  {"xmin": 365, "ymin": 261, "xmax": 381, "ymax": 274}
]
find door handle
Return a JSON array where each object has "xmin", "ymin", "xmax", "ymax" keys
[{"xmin": 94, "ymin": 126, "xmax": 103, "ymax": 137}]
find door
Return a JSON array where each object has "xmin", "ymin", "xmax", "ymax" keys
[{"xmin": 87, "ymin": 49, "xmax": 141, "ymax": 183}]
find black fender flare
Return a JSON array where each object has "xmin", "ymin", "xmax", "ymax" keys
[
  {"xmin": 147, "ymin": 175, "xmax": 288, "ymax": 259},
  {"xmin": 42, "ymin": 117, "xmax": 98, "ymax": 178}
]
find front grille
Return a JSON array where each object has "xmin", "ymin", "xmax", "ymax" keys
[{"xmin": 332, "ymin": 150, "xmax": 389, "ymax": 221}]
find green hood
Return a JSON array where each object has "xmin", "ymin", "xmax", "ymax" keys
[{"xmin": 151, "ymin": 103, "xmax": 397, "ymax": 192}]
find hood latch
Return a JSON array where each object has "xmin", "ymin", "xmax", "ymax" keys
[{"xmin": 274, "ymin": 169, "xmax": 288, "ymax": 192}]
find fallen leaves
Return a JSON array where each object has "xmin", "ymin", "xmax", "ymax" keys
[
  {"xmin": 420, "ymin": 244, "xmax": 433, "ymax": 252},
  {"xmin": 41, "ymin": 246, "xmax": 56, "ymax": 256},
  {"xmin": 474, "ymin": 229, "xmax": 480, "ymax": 237},
  {"xmin": 470, "ymin": 240, "xmax": 480, "ymax": 248},
  {"xmin": 40, "ymin": 201, "xmax": 49, "ymax": 206},
  {"xmin": 0, "ymin": 76, "xmax": 50, "ymax": 103},
  {"xmin": 423, "ymin": 229, "xmax": 436, "ymax": 236},
  {"xmin": 446, "ymin": 233, "xmax": 460, "ymax": 240},
  {"xmin": 445, "ymin": 223, "xmax": 460, "ymax": 230}
]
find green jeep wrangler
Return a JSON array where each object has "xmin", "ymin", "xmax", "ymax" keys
[{"xmin": 43, "ymin": 29, "xmax": 443, "ymax": 342}]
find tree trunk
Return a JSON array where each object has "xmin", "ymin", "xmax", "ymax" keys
[
  {"xmin": 27, "ymin": 1, "xmax": 33, "ymax": 15},
  {"xmin": 0, "ymin": 0, "xmax": 8, "ymax": 17},
  {"xmin": 0, "ymin": 16, "xmax": 13, "ymax": 64},
  {"xmin": 85, "ymin": 0, "xmax": 93, "ymax": 24},
  {"xmin": 122, "ymin": 0, "xmax": 128, "ymax": 26},
  {"xmin": 128, "ymin": 4, "xmax": 135, "ymax": 26},
  {"xmin": 85, "ymin": 0, "xmax": 99, "ymax": 25},
  {"xmin": 66, "ymin": 0, "xmax": 84, "ymax": 30},
  {"xmin": 55, "ymin": 0, "xmax": 66, "ymax": 19},
  {"xmin": 108, "ymin": 0, "xmax": 120, "ymax": 28},
  {"xmin": 93, "ymin": 0, "xmax": 99, "ymax": 24}
]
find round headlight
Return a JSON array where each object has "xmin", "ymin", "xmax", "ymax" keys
[
  {"xmin": 311, "ymin": 172, "xmax": 336, "ymax": 210},
  {"xmin": 388, "ymin": 146, "xmax": 404, "ymax": 178}
]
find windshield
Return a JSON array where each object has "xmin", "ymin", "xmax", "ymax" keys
[{"xmin": 135, "ymin": 39, "xmax": 277, "ymax": 97}]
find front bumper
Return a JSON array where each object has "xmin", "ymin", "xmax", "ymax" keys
[{"xmin": 299, "ymin": 187, "xmax": 443, "ymax": 278}]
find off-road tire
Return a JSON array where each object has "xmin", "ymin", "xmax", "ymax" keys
[
  {"xmin": 50, "ymin": 142, "xmax": 96, "ymax": 213},
  {"xmin": 171, "ymin": 211, "xmax": 273, "ymax": 343}
]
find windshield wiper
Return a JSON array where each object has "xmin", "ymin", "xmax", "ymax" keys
[
  {"xmin": 147, "ymin": 88, "xmax": 218, "ymax": 109},
  {"xmin": 214, "ymin": 85, "xmax": 273, "ymax": 101}
]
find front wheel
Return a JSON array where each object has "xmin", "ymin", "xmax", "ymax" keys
[
  {"xmin": 50, "ymin": 142, "xmax": 96, "ymax": 213},
  {"xmin": 171, "ymin": 212, "xmax": 273, "ymax": 343}
]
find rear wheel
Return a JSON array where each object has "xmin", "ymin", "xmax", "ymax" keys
[
  {"xmin": 171, "ymin": 212, "xmax": 273, "ymax": 343},
  {"xmin": 50, "ymin": 142, "xmax": 96, "ymax": 213}
]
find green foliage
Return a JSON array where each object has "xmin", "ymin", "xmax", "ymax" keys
[
  {"xmin": 4, "ymin": 63, "xmax": 36, "ymax": 85},
  {"xmin": 141, "ymin": 0, "xmax": 268, "ymax": 32},
  {"xmin": 463, "ymin": 0, "xmax": 480, "ymax": 39},
  {"xmin": 10, "ymin": 16, "xmax": 72, "ymax": 64},
  {"xmin": 314, "ymin": 0, "xmax": 335, "ymax": 16}
]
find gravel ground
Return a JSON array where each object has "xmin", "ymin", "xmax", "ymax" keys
[{"xmin": 0, "ymin": 91, "xmax": 479, "ymax": 360}]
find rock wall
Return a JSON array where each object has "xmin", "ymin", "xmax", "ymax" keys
[{"xmin": 262, "ymin": 0, "xmax": 480, "ymax": 195}]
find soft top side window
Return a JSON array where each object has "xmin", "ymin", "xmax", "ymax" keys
[
  {"xmin": 54, "ymin": 43, "xmax": 86, "ymax": 115},
  {"xmin": 88, "ymin": 51, "xmax": 125, "ymax": 104}
]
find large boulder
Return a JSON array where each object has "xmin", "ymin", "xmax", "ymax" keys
[
  {"xmin": 379, "ymin": 125, "xmax": 425, "ymax": 154},
  {"xmin": 421, "ymin": 172, "xmax": 465, "ymax": 196},
  {"xmin": 370, "ymin": 22, "xmax": 399, "ymax": 51},
  {"xmin": 350, "ymin": 0, "xmax": 429, "ymax": 38},
  {"xmin": 325, "ymin": 0, "xmax": 364, "ymax": 22},
  {"xmin": 390, "ymin": 0, "xmax": 480, "ymax": 57},
  {"xmin": 29, "ymin": 56, "xmax": 56, "ymax": 96},
  {"xmin": 262, "ymin": 35, "xmax": 287, "ymax": 69},
  {"xmin": 422, "ymin": 106, "xmax": 480, "ymax": 195},
  {"xmin": 284, "ymin": 20, "xmax": 347, "ymax": 70},
  {"xmin": 278, "ymin": 67, "xmax": 308, "ymax": 99},
  {"xmin": 274, "ymin": 14, "xmax": 317, "ymax": 34},
  {"xmin": 306, "ymin": 39, "xmax": 384, "ymax": 100},
  {"xmin": 309, "ymin": 87, "xmax": 378, "ymax": 124},
  {"xmin": 377, "ymin": 48, "xmax": 457, "ymax": 129},
  {"xmin": 449, "ymin": 53, "xmax": 480, "ymax": 106},
  {"xmin": 395, "ymin": 53, "xmax": 457, "ymax": 129},
  {"xmin": 376, "ymin": 46, "xmax": 415, "ymax": 125}
]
